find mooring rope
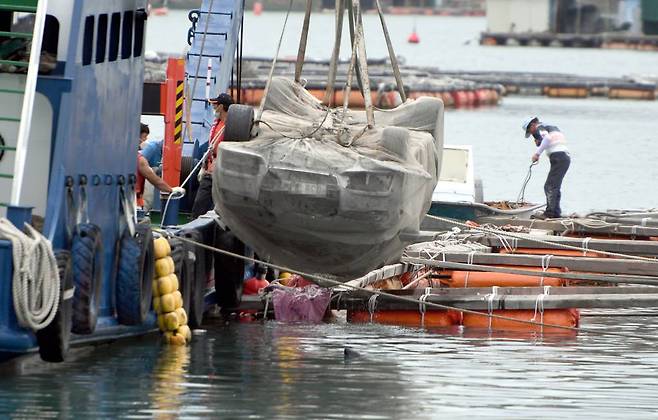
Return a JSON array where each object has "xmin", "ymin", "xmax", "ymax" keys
[
  {"xmin": 0, "ymin": 218, "xmax": 60, "ymax": 331},
  {"xmin": 160, "ymin": 230, "xmax": 655, "ymax": 341}
]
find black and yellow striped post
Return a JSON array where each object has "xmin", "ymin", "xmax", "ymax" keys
[{"xmin": 174, "ymin": 81, "xmax": 184, "ymax": 145}]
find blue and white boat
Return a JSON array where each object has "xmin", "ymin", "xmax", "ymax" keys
[
  {"xmin": 425, "ymin": 145, "xmax": 544, "ymax": 227},
  {"xmin": 0, "ymin": 0, "xmax": 248, "ymax": 362}
]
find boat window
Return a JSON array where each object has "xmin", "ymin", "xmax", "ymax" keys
[
  {"xmin": 121, "ymin": 10, "xmax": 134, "ymax": 59},
  {"xmin": 82, "ymin": 15, "xmax": 94, "ymax": 66},
  {"xmin": 42, "ymin": 15, "xmax": 59, "ymax": 57},
  {"xmin": 439, "ymin": 148, "xmax": 469, "ymax": 183},
  {"xmin": 133, "ymin": 9, "xmax": 147, "ymax": 57},
  {"xmin": 109, "ymin": 12, "xmax": 120, "ymax": 62},
  {"xmin": 96, "ymin": 14, "xmax": 108, "ymax": 63}
]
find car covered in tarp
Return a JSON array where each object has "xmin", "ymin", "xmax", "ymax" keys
[{"xmin": 212, "ymin": 77, "xmax": 444, "ymax": 279}]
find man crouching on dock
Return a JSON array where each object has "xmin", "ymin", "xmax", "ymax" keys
[{"xmin": 522, "ymin": 116, "xmax": 571, "ymax": 219}]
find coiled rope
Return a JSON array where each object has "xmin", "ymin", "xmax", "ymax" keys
[{"xmin": 0, "ymin": 218, "xmax": 60, "ymax": 331}]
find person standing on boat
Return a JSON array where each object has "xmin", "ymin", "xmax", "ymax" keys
[
  {"xmin": 191, "ymin": 93, "xmax": 233, "ymax": 219},
  {"xmin": 522, "ymin": 116, "xmax": 571, "ymax": 219},
  {"xmin": 136, "ymin": 123, "xmax": 174, "ymax": 207}
]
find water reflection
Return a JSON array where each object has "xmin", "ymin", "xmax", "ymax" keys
[{"xmin": 1, "ymin": 317, "xmax": 658, "ymax": 418}]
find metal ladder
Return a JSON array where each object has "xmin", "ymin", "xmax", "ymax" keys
[
  {"xmin": 0, "ymin": 0, "xmax": 47, "ymax": 207},
  {"xmin": 184, "ymin": 0, "xmax": 243, "ymax": 152}
]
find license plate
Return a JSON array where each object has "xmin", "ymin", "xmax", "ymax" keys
[{"xmin": 291, "ymin": 182, "xmax": 326, "ymax": 196}]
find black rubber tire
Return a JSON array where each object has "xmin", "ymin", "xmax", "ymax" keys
[
  {"xmin": 179, "ymin": 229, "xmax": 206, "ymax": 328},
  {"xmin": 36, "ymin": 250, "xmax": 73, "ymax": 363},
  {"xmin": 116, "ymin": 224, "xmax": 154, "ymax": 325},
  {"xmin": 224, "ymin": 104, "xmax": 254, "ymax": 142},
  {"xmin": 214, "ymin": 227, "xmax": 245, "ymax": 311},
  {"xmin": 381, "ymin": 127, "xmax": 409, "ymax": 160},
  {"xmin": 168, "ymin": 237, "xmax": 191, "ymax": 314},
  {"xmin": 71, "ymin": 223, "xmax": 103, "ymax": 335}
]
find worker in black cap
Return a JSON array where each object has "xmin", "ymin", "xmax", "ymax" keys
[
  {"xmin": 522, "ymin": 116, "xmax": 571, "ymax": 219},
  {"xmin": 192, "ymin": 93, "xmax": 234, "ymax": 219}
]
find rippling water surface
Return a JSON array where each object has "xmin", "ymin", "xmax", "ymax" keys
[{"xmin": 2, "ymin": 315, "xmax": 658, "ymax": 419}]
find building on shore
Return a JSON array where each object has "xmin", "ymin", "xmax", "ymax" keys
[
  {"xmin": 159, "ymin": 0, "xmax": 485, "ymax": 14},
  {"xmin": 486, "ymin": 0, "xmax": 647, "ymax": 35}
]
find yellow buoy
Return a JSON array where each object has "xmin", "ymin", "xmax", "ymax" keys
[
  {"xmin": 160, "ymin": 293, "xmax": 176, "ymax": 313},
  {"xmin": 152, "ymin": 279, "xmax": 160, "ymax": 297},
  {"xmin": 178, "ymin": 325, "xmax": 192, "ymax": 342},
  {"xmin": 155, "ymin": 258, "xmax": 172, "ymax": 277},
  {"xmin": 172, "ymin": 291, "xmax": 183, "ymax": 310},
  {"xmin": 169, "ymin": 332, "xmax": 186, "ymax": 346},
  {"xmin": 164, "ymin": 312, "xmax": 180, "ymax": 331},
  {"xmin": 153, "ymin": 297, "xmax": 161, "ymax": 314},
  {"xmin": 169, "ymin": 273, "xmax": 179, "ymax": 292},
  {"xmin": 175, "ymin": 307, "xmax": 188, "ymax": 325},
  {"xmin": 154, "ymin": 237, "xmax": 171, "ymax": 259},
  {"xmin": 157, "ymin": 275, "xmax": 175, "ymax": 296}
]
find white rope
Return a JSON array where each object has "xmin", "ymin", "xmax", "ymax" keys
[
  {"xmin": 540, "ymin": 254, "xmax": 553, "ymax": 286},
  {"xmin": 464, "ymin": 250, "xmax": 476, "ymax": 288},
  {"xmin": 367, "ymin": 293, "xmax": 378, "ymax": 323},
  {"xmin": 418, "ymin": 287, "xmax": 431, "ymax": 327},
  {"xmin": 0, "ymin": 218, "xmax": 60, "ymax": 331},
  {"xmin": 582, "ymin": 237, "xmax": 591, "ymax": 256},
  {"xmin": 530, "ymin": 285, "xmax": 551, "ymax": 333},
  {"xmin": 485, "ymin": 286, "xmax": 499, "ymax": 331}
]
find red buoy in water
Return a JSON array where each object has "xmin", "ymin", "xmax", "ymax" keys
[
  {"xmin": 408, "ymin": 27, "xmax": 419, "ymax": 44},
  {"xmin": 253, "ymin": 1, "xmax": 263, "ymax": 15}
]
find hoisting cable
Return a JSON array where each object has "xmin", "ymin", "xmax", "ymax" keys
[
  {"xmin": 255, "ymin": 0, "xmax": 294, "ymax": 126},
  {"xmin": 323, "ymin": 0, "xmax": 345, "ymax": 106},
  {"xmin": 516, "ymin": 161, "xmax": 538, "ymax": 206},
  {"xmin": 0, "ymin": 218, "xmax": 60, "ymax": 331},
  {"xmin": 159, "ymin": 230, "xmax": 656, "ymax": 342},
  {"xmin": 374, "ymin": 0, "xmax": 406, "ymax": 102},
  {"xmin": 294, "ymin": 0, "xmax": 313, "ymax": 84}
]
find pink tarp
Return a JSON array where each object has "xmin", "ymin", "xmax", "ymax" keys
[{"xmin": 272, "ymin": 285, "xmax": 332, "ymax": 323}]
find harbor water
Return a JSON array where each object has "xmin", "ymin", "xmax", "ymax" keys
[{"xmin": 2, "ymin": 12, "xmax": 657, "ymax": 419}]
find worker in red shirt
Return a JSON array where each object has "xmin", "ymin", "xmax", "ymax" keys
[{"xmin": 191, "ymin": 93, "xmax": 233, "ymax": 218}]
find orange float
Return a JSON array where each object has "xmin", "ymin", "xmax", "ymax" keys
[
  {"xmin": 499, "ymin": 247, "xmax": 609, "ymax": 258},
  {"xmin": 462, "ymin": 309, "xmax": 580, "ymax": 332},
  {"xmin": 347, "ymin": 310, "xmax": 460, "ymax": 328},
  {"xmin": 443, "ymin": 266, "xmax": 568, "ymax": 288},
  {"xmin": 451, "ymin": 90, "xmax": 468, "ymax": 108}
]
